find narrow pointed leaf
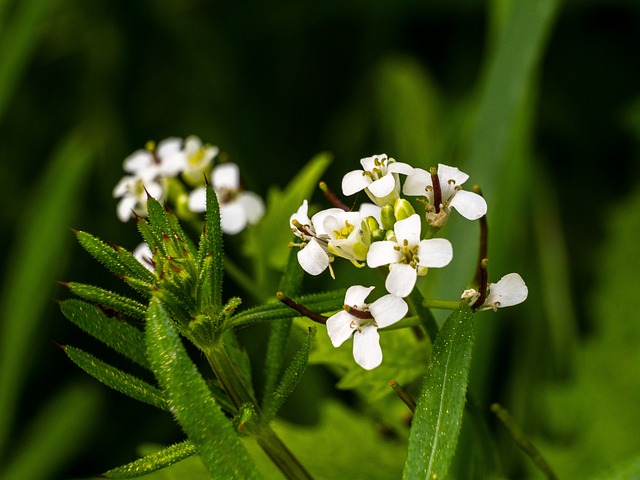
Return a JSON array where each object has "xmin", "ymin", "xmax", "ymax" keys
[
  {"xmin": 102, "ymin": 440, "xmax": 198, "ymax": 479},
  {"xmin": 66, "ymin": 282, "xmax": 147, "ymax": 319},
  {"xmin": 115, "ymin": 245, "xmax": 157, "ymax": 285},
  {"xmin": 198, "ymin": 185, "xmax": 224, "ymax": 311},
  {"xmin": 146, "ymin": 297, "xmax": 260, "ymax": 479},
  {"xmin": 263, "ymin": 327, "xmax": 316, "ymax": 422},
  {"xmin": 60, "ymin": 299, "xmax": 149, "ymax": 368},
  {"xmin": 64, "ymin": 345, "xmax": 168, "ymax": 411},
  {"xmin": 263, "ymin": 247, "xmax": 304, "ymax": 400},
  {"xmin": 403, "ymin": 304, "xmax": 475, "ymax": 480}
]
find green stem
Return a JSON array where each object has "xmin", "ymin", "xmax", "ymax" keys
[
  {"xmin": 421, "ymin": 299, "xmax": 460, "ymax": 310},
  {"xmin": 408, "ymin": 288, "xmax": 439, "ymax": 342},
  {"xmin": 204, "ymin": 344, "xmax": 314, "ymax": 480}
]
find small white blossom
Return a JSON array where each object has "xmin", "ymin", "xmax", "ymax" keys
[
  {"xmin": 367, "ymin": 214, "xmax": 453, "ymax": 297},
  {"xmin": 403, "ymin": 163, "xmax": 487, "ymax": 226},
  {"xmin": 113, "ymin": 175, "xmax": 164, "ymax": 222},
  {"xmin": 181, "ymin": 135, "xmax": 219, "ymax": 185},
  {"xmin": 326, "ymin": 285, "xmax": 408, "ymax": 370},
  {"xmin": 188, "ymin": 162, "xmax": 265, "ymax": 235},
  {"xmin": 290, "ymin": 202, "xmax": 371, "ymax": 276},
  {"xmin": 342, "ymin": 154, "xmax": 414, "ymax": 207},
  {"xmin": 123, "ymin": 137, "xmax": 185, "ymax": 179},
  {"xmin": 462, "ymin": 273, "xmax": 528, "ymax": 311}
]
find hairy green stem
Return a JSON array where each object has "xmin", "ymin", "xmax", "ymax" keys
[{"xmin": 205, "ymin": 344, "xmax": 314, "ymax": 480}]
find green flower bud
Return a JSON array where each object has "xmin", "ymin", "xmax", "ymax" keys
[
  {"xmin": 394, "ymin": 198, "xmax": 416, "ymax": 221},
  {"xmin": 381, "ymin": 204, "xmax": 396, "ymax": 231}
]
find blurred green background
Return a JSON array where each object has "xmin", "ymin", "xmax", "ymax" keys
[{"xmin": 2, "ymin": 0, "xmax": 640, "ymax": 478}]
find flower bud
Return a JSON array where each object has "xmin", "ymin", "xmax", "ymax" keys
[
  {"xmin": 394, "ymin": 198, "xmax": 416, "ymax": 221},
  {"xmin": 380, "ymin": 204, "xmax": 396, "ymax": 231}
]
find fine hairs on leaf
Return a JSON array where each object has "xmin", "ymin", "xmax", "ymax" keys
[
  {"xmin": 102, "ymin": 440, "xmax": 198, "ymax": 479},
  {"xmin": 404, "ymin": 304, "xmax": 475, "ymax": 480},
  {"xmin": 145, "ymin": 297, "xmax": 261, "ymax": 479}
]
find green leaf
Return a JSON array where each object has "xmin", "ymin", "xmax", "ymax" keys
[
  {"xmin": 103, "ymin": 440, "xmax": 198, "ymax": 479},
  {"xmin": 0, "ymin": 131, "xmax": 93, "ymax": 454},
  {"xmin": 197, "ymin": 185, "xmax": 224, "ymax": 311},
  {"xmin": 60, "ymin": 299, "xmax": 149, "ymax": 368},
  {"xmin": 263, "ymin": 327, "xmax": 316, "ymax": 422},
  {"xmin": 262, "ymin": 248, "xmax": 305, "ymax": 402},
  {"xmin": 0, "ymin": 382, "xmax": 102, "ymax": 480},
  {"xmin": 145, "ymin": 297, "xmax": 260, "ymax": 479},
  {"xmin": 75, "ymin": 230, "xmax": 154, "ymax": 296},
  {"xmin": 403, "ymin": 304, "xmax": 475, "ymax": 480},
  {"xmin": 67, "ymin": 282, "xmax": 147, "ymax": 319},
  {"xmin": 64, "ymin": 345, "xmax": 168, "ymax": 411},
  {"xmin": 244, "ymin": 153, "xmax": 332, "ymax": 273}
]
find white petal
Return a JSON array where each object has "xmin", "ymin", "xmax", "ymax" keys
[
  {"xmin": 385, "ymin": 263, "xmax": 417, "ymax": 298},
  {"xmin": 367, "ymin": 173, "xmax": 396, "ymax": 198},
  {"xmin": 113, "ymin": 176, "xmax": 133, "ymax": 197},
  {"xmin": 213, "ymin": 163, "xmax": 240, "ymax": 191},
  {"xmin": 123, "ymin": 150, "xmax": 152, "ymax": 174},
  {"xmin": 353, "ymin": 326, "xmax": 382, "ymax": 370},
  {"xmin": 297, "ymin": 239, "xmax": 330, "ymax": 275},
  {"xmin": 393, "ymin": 214, "xmax": 421, "ymax": 246},
  {"xmin": 402, "ymin": 168, "xmax": 432, "ymax": 197},
  {"xmin": 326, "ymin": 311, "xmax": 356, "ymax": 347},
  {"xmin": 290, "ymin": 200, "xmax": 311, "ymax": 228},
  {"xmin": 359, "ymin": 154, "xmax": 386, "ymax": 171},
  {"xmin": 311, "ymin": 208, "xmax": 347, "ymax": 235},
  {"xmin": 449, "ymin": 190, "xmax": 487, "ymax": 220},
  {"xmin": 484, "ymin": 273, "xmax": 528, "ymax": 309},
  {"xmin": 342, "ymin": 170, "xmax": 370, "ymax": 196},
  {"xmin": 437, "ymin": 164, "xmax": 469, "ymax": 186},
  {"xmin": 145, "ymin": 181, "xmax": 163, "ymax": 200},
  {"xmin": 344, "ymin": 285, "xmax": 375, "ymax": 308},
  {"xmin": 358, "ymin": 203, "xmax": 382, "ymax": 223},
  {"xmin": 417, "ymin": 238, "xmax": 453, "ymax": 268},
  {"xmin": 238, "ymin": 192, "xmax": 265, "ymax": 224},
  {"xmin": 370, "ymin": 294, "xmax": 408, "ymax": 328},
  {"xmin": 117, "ymin": 196, "xmax": 136, "ymax": 222},
  {"xmin": 156, "ymin": 137, "xmax": 183, "ymax": 156},
  {"xmin": 188, "ymin": 187, "xmax": 207, "ymax": 213},
  {"xmin": 219, "ymin": 201, "xmax": 248, "ymax": 235},
  {"xmin": 366, "ymin": 241, "xmax": 402, "ymax": 267},
  {"xmin": 387, "ymin": 161, "xmax": 414, "ymax": 176}
]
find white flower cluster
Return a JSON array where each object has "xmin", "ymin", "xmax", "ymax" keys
[
  {"xmin": 289, "ymin": 153, "xmax": 526, "ymax": 369},
  {"xmin": 114, "ymin": 135, "xmax": 265, "ymax": 235}
]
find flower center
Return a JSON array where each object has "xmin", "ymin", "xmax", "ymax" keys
[
  {"xmin": 332, "ymin": 221, "xmax": 355, "ymax": 239},
  {"xmin": 394, "ymin": 239, "xmax": 420, "ymax": 269},
  {"xmin": 188, "ymin": 148, "xmax": 206, "ymax": 167}
]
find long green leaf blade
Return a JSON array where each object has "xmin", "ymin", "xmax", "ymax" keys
[
  {"xmin": 64, "ymin": 345, "xmax": 168, "ymax": 411},
  {"xmin": 103, "ymin": 440, "xmax": 197, "ymax": 479},
  {"xmin": 403, "ymin": 304, "xmax": 475, "ymax": 480},
  {"xmin": 263, "ymin": 327, "xmax": 316, "ymax": 422},
  {"xmin": 66, "ymin": 282, "xmax": 147, "ymax": 319},
  {"xmin": 145, "ymin": 297, "xmax": 260, "ymax": 479},
  {"xmin": 60, "ymin": 299, "xmax": 149, "ymax": 368},
  {"xmin": 198, "ymin": 185, "xmax": 224, "ymax": 311}
]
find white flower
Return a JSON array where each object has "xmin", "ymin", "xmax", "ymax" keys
[
  {"xmin": 123, "ymin": 137, "xmax": 185, "ymax": 179},
  {"xmin": 342, "ymin": 154, "xmax": 414, "ymax": 207},
  {"xmin": 133, "ymin": 242, "xmax": 154, "ymax": 272},
  {"xmin": 181, "ymin": 135, "xmax": 219, "ymax": 185},
  {"xmin": 326, "ymin": 285, "xmax": 408, "ymax": 370},
  {"xmin": 462, "ymin": 273, "xmax": 528, "ymax": 311},
  {"xmin": 367, "ymin": 214, "xmax": 453, "ymax": 297},
  {"xmin": 289, "ymin": 202, "xmax": 365, "ymax": 276},
  {"xmin": 403, "ymin": 164, "xmax": 487, "ymax": 226},
  {"xmin": 188, "ymin": 162, "xmax": 265, "ymax": 235},
  {"xmin": 113, "ymin": 175, "xmax": 164, "ymax": 222}
]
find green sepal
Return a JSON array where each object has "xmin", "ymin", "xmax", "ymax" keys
[
  {"xmin": 63, "ymin": 345, "xmax": 167, "ymax": 411},
  {"xmin": 262, "ymin": 326, "xmax": 316, "ymax": 422},
  {"xmin": 102, "ymin": 440, "xmax": 197, "ymax": 479},
  {"xmin": 60, "ymin": 299, "xmax": 149, "ymax": 368},
  {"xmin": 197, "ymin": 185, "xmax": 224, "ymax": 312},
  {"xmin": 145, "ymin": 297, "xmax": 260, "ymax": 479},
  {"xmin": 403, "ymin": 303, "xmax": 475, "ymax": 480},
  {"xmin": 66, "ymin": 282, "xmax": 146, "ymax": 320}
]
